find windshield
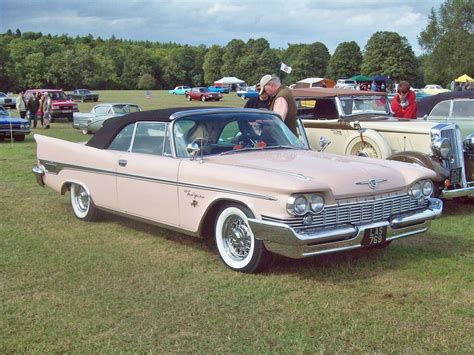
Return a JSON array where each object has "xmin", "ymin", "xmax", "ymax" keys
[
  {"xmin": 78, "ymin": 89, "xmax": 91, "ymax": 94},
  {"xmin": 50, "ymin": 91, "xmax": 69, "ymax": 100},
  {"xmin": 173, "ymin": 112, "xmax": 306, "ymax": 157},
  {"xmin": 340, "ymin": 96, "xmax": 389, "ymax": 116},
  {"xmin": 112, "ymin": 105, "xmax": 140, "ymax": 114}
]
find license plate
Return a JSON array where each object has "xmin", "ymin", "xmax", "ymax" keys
[
  {"xmin": 361, "ymin": 226, "xmax": 387, "ymax": 246},
  {"xmin": 62, "ymin": 110, "xmax": 72, "ymax": 113},
  {"xmin": 449, "ymin": 168, "xmax": 462, "ymax": 185}
]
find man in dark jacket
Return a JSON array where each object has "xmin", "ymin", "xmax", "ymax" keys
[
  {"xmin": 26, "ymin": 93, "xmax": 39, "ymax": 128},
  {"xmin": 259, "ymin": 74, "xmax": 298, "ymax": 136}
]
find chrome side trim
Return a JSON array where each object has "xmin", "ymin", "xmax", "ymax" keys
[{"xmin": 37, "ymin": 159, "xmax": 276, "ymax": 201}]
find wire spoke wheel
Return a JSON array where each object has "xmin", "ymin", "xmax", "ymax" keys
[{"xmin": 350, "ymin": 141, "xmax": 379, "ymax": 158}]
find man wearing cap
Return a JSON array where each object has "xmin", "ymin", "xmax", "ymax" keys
[{"xmin": 259, "ymin": 74, "xmax": 298, "ymax": 136}]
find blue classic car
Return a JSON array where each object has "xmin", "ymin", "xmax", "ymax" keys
[
  {"xmin": 0, "ymin": 106, "xmax": 31, "ymax": 141},
  {"xmin": 208, "ymin": 86, "xmax": 231, "ymax": 94},
  {"xmin": 236, "ymin": 86, "xmax": 259, "ymax": 100},
  {"xmin": 168, "ymin": 86, "xmax": 191, "ymax": 95}
]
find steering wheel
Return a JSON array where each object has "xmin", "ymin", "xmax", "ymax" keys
[
  {"xmin": 190, "ymin": 137, "xmax": 210, "ymax": 148},
  {"xmin": 235, "ymin": 134, "xmax": 260, "ymax": 148}
]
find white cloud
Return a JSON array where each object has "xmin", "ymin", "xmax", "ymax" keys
[{"xmin": 0, "ymin": 0, "xmax": 444, "ymax": 53}]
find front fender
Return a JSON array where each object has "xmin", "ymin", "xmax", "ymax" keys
[{"xmin": 387, "ymin": 151, "xmax": 448, "ymax": 182}]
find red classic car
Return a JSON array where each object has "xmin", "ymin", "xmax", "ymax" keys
[
  {"xmin": 185, "ymin": 87, "xmax": 222, "ymax": 102},
  {"xmin": 25, "ymin": 89, "xmax": 78, "ymax": 121}
]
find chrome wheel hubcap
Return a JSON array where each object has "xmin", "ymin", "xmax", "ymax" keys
[
  {"xmin": 74, "ymin": 186, "xmax": 89, "ymax": 213},
  {"xmin": 222, "ymin": 216, "xmax": 251, "ymax": 261}
]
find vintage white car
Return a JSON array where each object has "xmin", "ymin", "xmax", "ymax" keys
[
  {"xmin": 294, "ymin": 88, "xmax": 474, "ymax": 199},
  {"xmin": 33, "ymin": 107, "xmax": 442, "ymax": 273},
  {"xmin": 73, "ymin": 103, "xmax": 141, "ymax": 134}
]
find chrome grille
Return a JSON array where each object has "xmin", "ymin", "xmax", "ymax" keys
[
  {"xmin": 439, "ymin": 125, "xmax": 467, "ymax": 187},
  {"xmin": 262, "ymin": 194, "xmax": 427, "ymax": 231}
]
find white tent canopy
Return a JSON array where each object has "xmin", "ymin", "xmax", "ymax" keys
[{"xmin": 214, "ymin": 76, "xmax": 245, "ymax": 85}]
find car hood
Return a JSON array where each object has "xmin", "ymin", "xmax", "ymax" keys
[
  {"xmin": 0, "ymin": 116, "xmax": 29, "ymax": 124},
  {"xmin": 201, "ymin": 149, "xmax": 435, "ymax": 199}
]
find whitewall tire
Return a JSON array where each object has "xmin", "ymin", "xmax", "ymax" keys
[
  {"xmin": 215, "ymin": 204, "xmax": 269, "ymax": 273},
  {"xmin": 70, "ymin": 183, "xmax": 98, "ymax": 221}
]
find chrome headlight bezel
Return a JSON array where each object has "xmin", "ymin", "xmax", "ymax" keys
[
  {"xmin": 409, "ymin": 181, "xmax": 422, "ymax": 198},
  {"xmin": 409, "ymin": 179, "xmax": 433, "ymax": 198},
  {"xmin": 431, "ymin": 137, "xmax": 451, "ymax": 159},
  {"xmin": 287, "ymin": 193, "xmax": 325, "ymax": 216},
  {"xmin": 421, "ymin": 180, "xmax": 434, "ymax": 197}
]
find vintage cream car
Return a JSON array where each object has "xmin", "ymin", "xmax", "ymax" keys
[
  {"xmin": 294, "ymin": 88, "xmax": 474, "ymax": 199},
  {"xmin": 33, "ymin": 107, "xmax": 442, "ymax": 273}
]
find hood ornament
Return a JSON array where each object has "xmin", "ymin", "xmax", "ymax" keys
[{"xmin": 356, "ymin": 179, "xmax": 387, "ymax": 190}]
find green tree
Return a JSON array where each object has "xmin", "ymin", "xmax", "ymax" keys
[
  {"xmin": 418, "ymin": 0, "xmax": 474, "ymax": 86},
  {"xmin": 326, "ymin": 41, "xmax": 362, "ymax": 80},
  {"xmin": 137, "ymin": 73, "xmax": 156, "ymax": 89},
  {"xmin": 288, "ymin": 42, "xmax": 330, "ymax": 82},
  {"xmin": 221, "ymin": 39, "xmax": 247, "ymax": 77},
  {"xmin": 203, "ymin": 45, "xmax": 224, "ymax": 84},
  {"xmin": 361, "ymin": 31, "xmax": 417, "ymax": 82}
]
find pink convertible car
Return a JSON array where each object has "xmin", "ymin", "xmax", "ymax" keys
[{"xmin": 33, "ymin": 107, "xmax": 443, "ymax": 273}]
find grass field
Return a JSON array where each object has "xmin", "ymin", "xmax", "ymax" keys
[{"xmin": 1, "ymin": 91, "xmax": 473, "ymax": 352}]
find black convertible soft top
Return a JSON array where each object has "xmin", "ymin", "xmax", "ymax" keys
[
  {"xmin": 86, "ymin": 106, "xmax": 226, "ymax": 149},
  {"xmin": 416, "ymin": 91, "xmax": 474, "ymax": 117}
]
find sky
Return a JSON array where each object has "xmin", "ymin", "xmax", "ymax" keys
[{"xmin": 1, "ymin": 0, "xmax": 445, "ymax": 55}]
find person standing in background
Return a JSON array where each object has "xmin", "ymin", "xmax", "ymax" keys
[
  {"xmin": 244, "ymin": 83, "xmax": 270, "ymax": 109},
  {"xmin": 391, "ymin": 81, "xmax": 417, "ymax": 119},
  {"xmin": 16, "ymin": 91, "xmax": 26, "ymax": 118},
  {"xmin": 258, "ymin": 74, "xmax": 298, "ymax": 136},
  {"xmin": 42, "ymin": 92, "xmax": 52, "ymax": 128},
  {"xmin": 37, "ymin": 92, "xmax": 44, "ymax": 127},
  {"xmin": 26, "ymin": 93, "xmax": 39, "ymax": 128}
]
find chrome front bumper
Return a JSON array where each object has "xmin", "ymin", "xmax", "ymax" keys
[
  {"xmin": 440, "ymin": 186, "xmax": 474, "ymax": 199},
  {"xmin": 32, "ymin": 165, "xmax": 45, "ymax": 186},
  {"xmin": 248, "ymin": 198, "xmax": 443, "ymax": 259}
]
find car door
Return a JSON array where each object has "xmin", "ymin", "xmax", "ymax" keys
[
  {"xmin": 299, "ymin": 97, "xmax": 347, "ymax": 153},
  {"xmin": 115, "ymin": 121, "xmax": 181, "ymax": 226}
]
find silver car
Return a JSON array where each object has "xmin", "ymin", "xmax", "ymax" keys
[{"xmin": 73, "ymin": 103, "xmax": 141, "ymax": 134}]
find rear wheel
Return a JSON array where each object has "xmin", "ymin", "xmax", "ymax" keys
[
  {"xmin": 70, "ymin": 183, "xmax": 98, "ymax": 221},
  {"xmin": 215, "ymin": 204, "xmax": 270, "ymax": 273},
  {"xmin": 187, "ymin": 95, "xmax": 192, "ymax": 101},
  {"xmin": 201, "ymin": 96, "xmax": 206, "ymax": 102}
]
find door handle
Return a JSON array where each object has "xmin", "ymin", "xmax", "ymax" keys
[{"xmin": 118, "ymin": 159, "xmax": 127, "ymax": 167}]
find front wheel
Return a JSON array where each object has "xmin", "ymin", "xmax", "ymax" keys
[
  {"xmin": 70, "ymin": 183, "xmax": 98, "ymax": 221},
  {"xmin": 201, "ymin": 96, "xmax": 206, "ymax": 102},
  {"xmin": 215, "ymin": 204, "xmax": 270, "ymax": 273},
  {"xmin": 187, "ymin": 95, "xmax": 192, "ymax": 101}
]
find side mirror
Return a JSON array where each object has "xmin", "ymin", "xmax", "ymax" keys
[
  {"xmin": 423, "ymin": 114, "xmax": 428, "ymax": 120},
  {"xmin": 319, "ymin": 136, "xmax": 331, "ymax": 152},
  {"xmin": 186, "ymin": 142, "xmax": 201, "ymax": 160},
  {"xmin": 350, "ymin": 120, "xmax": 363, "ymax": 133}
]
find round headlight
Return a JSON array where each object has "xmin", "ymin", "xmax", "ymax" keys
[
  {"xmin": 309, "ymin": 194, "xmax": 324, "ymax": 213},
  {"xmin": 463, "ymin": 134, "xmax": 474, "ymax": 151},
  {"xmin": 431, "ymin": 137, "xmax": 451, "ymax": 159},
  {"xmin": 294, "ymin": 196, "xmax": 308, "ymax": 215},
  {"xmin": 422, "ymin": 180, "xmax": 433, "ymax": 197},
  {"xmin": 410, "ymin": 182, "xmax": 422, "ymax": 198}
]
